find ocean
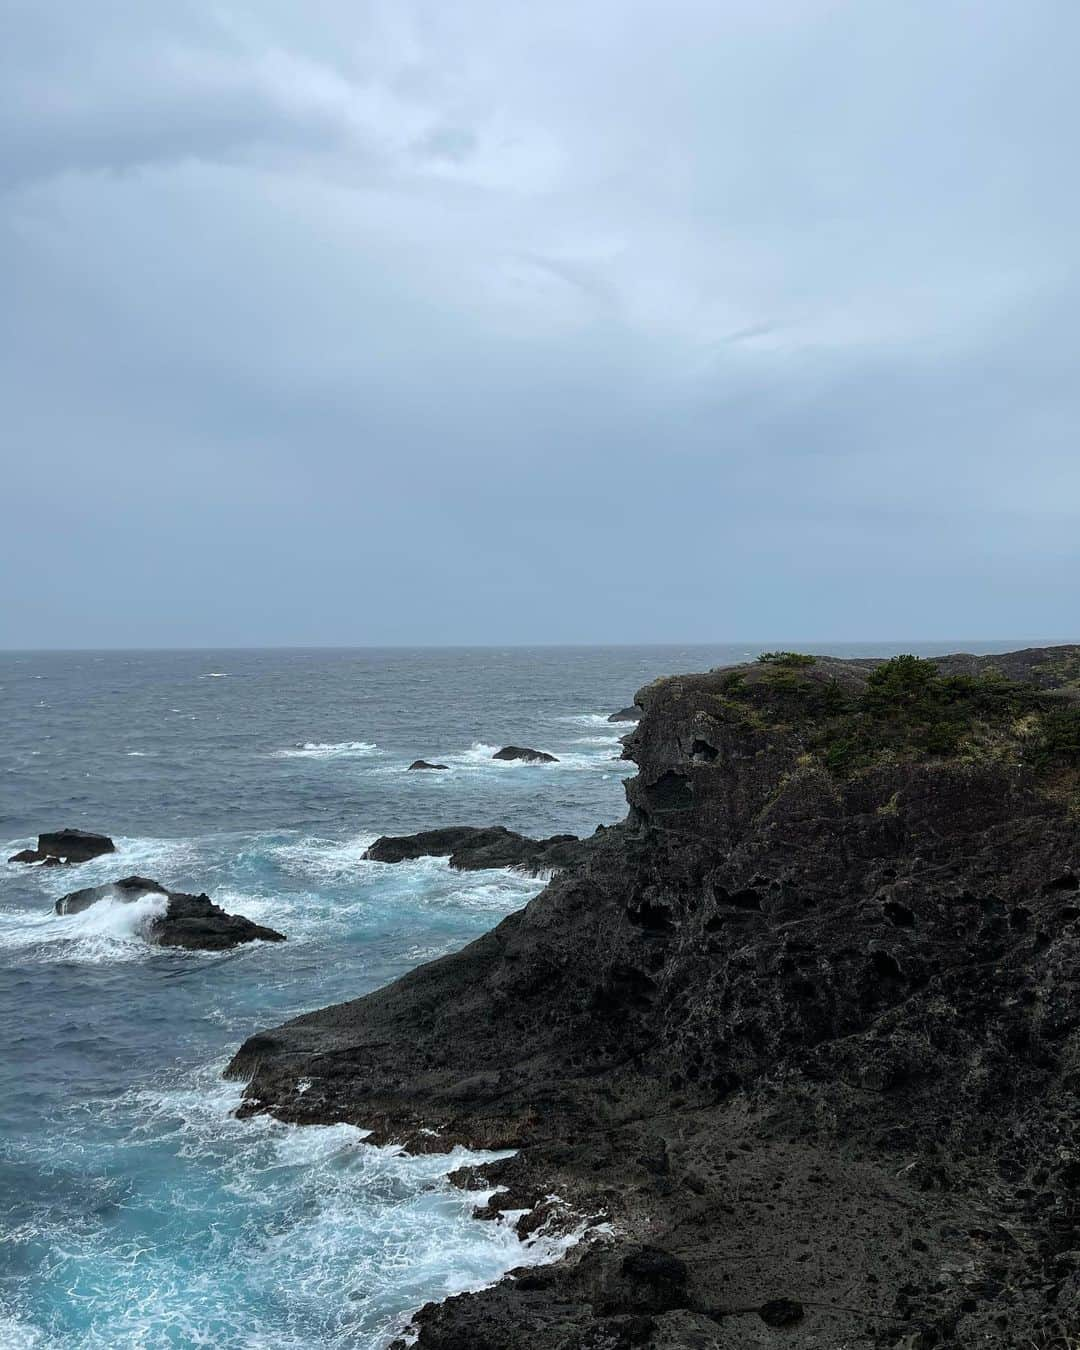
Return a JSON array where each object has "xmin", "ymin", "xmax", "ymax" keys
[{"xmin": 0, "ymin": 642, "xmax": 1030, "ymax": 1347}]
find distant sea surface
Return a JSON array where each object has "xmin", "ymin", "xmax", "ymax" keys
[{"xmin": 0, "ymin": 642, "xmax": 1039, "ymax": 1347}]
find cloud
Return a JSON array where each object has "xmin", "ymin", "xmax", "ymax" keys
[{"xmin": 2, "ymin": 0, "xmax": 1079, "ymax": 645}]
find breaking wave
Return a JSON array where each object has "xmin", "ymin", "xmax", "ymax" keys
[
  {"xmin": 0, "ymin": 890, "xmax": 169, "ymax": 964},
  {"xmin": 277, "ymin": 741, "xmax": 379, "ymax": 760}
]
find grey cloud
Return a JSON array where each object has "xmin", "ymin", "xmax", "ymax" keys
[{"xmin": 2, "ymin": 1, "xmax": 1079, "ymax": 646}]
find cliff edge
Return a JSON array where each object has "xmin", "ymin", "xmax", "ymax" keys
[{"xmin": 228, "ymin": 647, "xmax": 1080, "ymax": 1348}]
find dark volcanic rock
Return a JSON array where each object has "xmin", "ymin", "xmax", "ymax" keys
[
  {"xmin": 11, "ymin": 830, "xmax": 116, "ymax": 865},
  {"xmin": 8, "ymin": 849, "xmax": 46, "ymax": 864},
  {"xmin": 56, "ymin": 875, "xmax": 286, "ymax": 950},
  {"xmin": 608, "ymin": 705, "xmax": 643, "ymax": 722},
  {"xmin": 492, "ymin": 745, "xmax": 559, "ymax": 763},
  {"xmin": 364, "ymin": 826, "xmax": 585, "ymax": 875},
  {"xmin": 228, "ymin": 646, "xmax": 1080, "ymax": 1348},
  {"xmin": 37, "ymin": 829, "xmax": 115, "ymax": 863},
  {"xmin": 407, "ymin": 760, "xmax": 449, "ymax": 771}
]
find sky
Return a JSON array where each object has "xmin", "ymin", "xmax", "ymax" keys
[{"xmin": 3, "ymin": 0, "xmax": 1079, "ymax": 648}]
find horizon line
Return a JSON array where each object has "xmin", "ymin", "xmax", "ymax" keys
[{"xmin": 1, "ymin": 637, "xmax": 1076, "ymax": 656}]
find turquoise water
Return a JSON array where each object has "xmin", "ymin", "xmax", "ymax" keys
[{"xmin": 0, "ymin": 643, "xmax": 1027, "ymax": 1346}]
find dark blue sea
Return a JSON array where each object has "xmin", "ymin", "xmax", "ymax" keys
[{"xmin": 0, "ymin": 643, "xmax": 1030, "ymax": 1347}]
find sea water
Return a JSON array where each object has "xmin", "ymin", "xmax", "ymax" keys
[{"xmin": 0, "ymin": 643, "xmax": 1024, "ymax": 1347}]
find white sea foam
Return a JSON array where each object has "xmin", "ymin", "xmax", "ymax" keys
[
  {"xmin": 277, "ymin": 741, "xmax": 379, "ymax": 759},
  {"xmin": 0, "ymin": 890, "xmax": 169, "ymax": 963},
  {"xmin": 437, "ymin": 741, "xmax": 629, "ymax": 774},
  {"xmin": 558, "ymin": 712, "xmax": 618, "ymax": 726},
  {"xmin": 57, "ymin": 1066, "xmax": 595, "ymax": 1348}
]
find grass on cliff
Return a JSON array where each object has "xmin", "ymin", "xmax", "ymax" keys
[{"xmin": 728, "ymin": 653, "xmax": 1080, "ymax": 782}]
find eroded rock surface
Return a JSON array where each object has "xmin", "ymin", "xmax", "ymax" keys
[
  {"xmin": 608, "ymin": 705, "xmax": 642, "ymax": 722},
  {"xmin": 57, "ymin": 875, "xmax": 287, "ymax": 950},
  {"xmin": 229, "ymin": 647, "xmax": 1080, "ymax": 1348}
]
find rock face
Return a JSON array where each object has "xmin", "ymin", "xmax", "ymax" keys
[
  {"xmin": 364, "ymin": 826, "xmax": 587, "ymax": 874},
  {"xmin": 228, "ymin": 647, "xmax": 1080, "ymax": 1349},
  {"xmin": 407, "ymin": 760, "xmax": 449, "ymax": 770},
  {"xmin": 9, "ymin": 829, "xmax": 116, "ymax": 865},
  {"xmin": 56, "ymin": 875, "xmax": 287, "ymax": 950},
  {"xmin": 607, "ymin": 705, "xmax": 642, "ymax": 722},
  {"xmin": 492, "ymin": 745, "xmax": 559, "ymax": 763}
]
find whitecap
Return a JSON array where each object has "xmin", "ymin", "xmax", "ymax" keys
[
  {"xmin": 438, "ymin": 741, "xmax": 633, "ymax": 775},
  {"xmin": 0, "ymin": 890, "xmax": 169, "ymax": 964},
  {"xmin": 277, "ymin": 741, "xmax": 379, "ymax": 760}
]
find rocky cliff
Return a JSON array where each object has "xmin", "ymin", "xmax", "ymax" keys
[{"xmin": 228, "ymin": 647, "xmax": 1080, "ymax": 1348}]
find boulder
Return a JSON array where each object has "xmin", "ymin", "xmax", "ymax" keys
[
  {"xmin": 36, "ymin": 829, "xmax": 115, "ymax": 863},
  {"xmin": 492, "ymin": 746, "xmax": 559, "ymax": 764},
  {"xmin": 8, "ymin": 849, "xmax": 47, "ymax": 864},
  {"xmin": 364, "ymin": 826, "xmax": 585, "ymax": 875},
  {"xmin": 55, "ymin": 875, "xmax": 286, "ymax": 950},
  {"xmin": 607, "ymin": 706, "xmax": 642, "ymax": 722},
  {"xmin": 408, "ymin": 760, "xmax": 449, "ymax": 770}
]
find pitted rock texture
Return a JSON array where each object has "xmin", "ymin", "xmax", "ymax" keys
[{"xmin": 228, "ymin": 647, "xmax": 1080, "ymax": 1348}]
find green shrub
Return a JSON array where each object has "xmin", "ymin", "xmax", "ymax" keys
[{"xmin": 757, "ymin": 651, "xmax": 816, "ymax": 668}]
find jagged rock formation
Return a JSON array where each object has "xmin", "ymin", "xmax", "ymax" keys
[
  {"xmin": 57, "ymin": 875, "xmax": 287, "ymax": 950},
  {"xmin": 228, "ymin": 647, "xmax": 1080, "ymax": 1348},
  {"xmin": 9, "ymin": 829, "xmax": 116, "ymax": 865},
  {"xmin": 608, "ymin": 705, "xmax": 643, "ymax": 722},
  {"xmin": 364, "ymin": 826, "xmax": 589, "ymax": 874},
  {"xmin": 492, "ymin": 745, "xmax": 559, "ymax": 763}
]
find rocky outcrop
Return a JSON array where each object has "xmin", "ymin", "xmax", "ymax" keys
[
  {"xmin": 9, "ymin": 829, "xmax": 115, "ymax": 865},
  {"xmin": 228, "ymin": 647, "xmax": 1080, "ymax": 1348},
  {"xmin": 492, "ymin": 745, "xmax": 559, "ymax": 763},
  {"xmin": 408, "ymin": 760, "xmax": 449, "ymax": 770},
  {"xmin": 607, "ymin": 705, "xmax": 642, "ymax": 722},
  {"xmin": 364, "ymin": 826, "xmax": 588, "ymax": 874},
  {"xmin": 57, "ymin": 875, "xmax": 286, "ymax": 950}
]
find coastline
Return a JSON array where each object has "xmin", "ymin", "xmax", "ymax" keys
[{"xmin": 228, "ymin": 645, "xmax": 1080, "ymax": 1347}]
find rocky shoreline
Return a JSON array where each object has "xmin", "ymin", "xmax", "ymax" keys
[{"xmin": 228, "ymin": 647, "xmax": 1080, "ymax": 1348}]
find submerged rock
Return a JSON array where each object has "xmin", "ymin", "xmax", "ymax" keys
[
  {"xmin": 407, "ymin": 760, "xmax": 449, "ymax": 770},
  {"xmin": 230, "ymin": 645, "xmax": 1080, "ymax": 1348},
  {"xmin": 10, "ymin": 829, "xmax": 116, "ymax": 865},
  {"xmin": 491, "ymin": 745, "xmax": 559, "ymax": 763},
  {"xmin": 607, "ymin": 705, "xmax": 642, "ymax": 722},
  {"xmin": 363, "ymin": 826, "xmax": 584, "ymax": 874},
  {"xmin": 56, "ymin": 875, "xmax": 286, "ymax": 950}
]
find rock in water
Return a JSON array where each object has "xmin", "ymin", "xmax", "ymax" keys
[
  {"xmin": 229, "ymin": 646, "xmax": 1080, "ymax": 1348},
  {"xmin": 364, "ymin": 826, "xmax": 585, "ymax": 874},
  {"xmin": 491, "ymin": 745, "xmax": 559, "ymax": 763},
  {"xmin": 56, "ymin": 875, "xmax": 286, "ymax": 950},
  {"xmin": 607, "ymin": 705, "xmax": 642, "ymax": 722},
  {"xmin": 38, "ymin": 829, "xmax": 115, "ymax": 863},
  {"xmin": 407, "ymin": 760, "xmax": 449, "ymax": 770},
  {"xmin": 8, "ymin": 849, "xmax": 45, "ymax": 864},
  {"xmin": 10, "ymin": 829, "xmax": 116, "ymax": 865}
]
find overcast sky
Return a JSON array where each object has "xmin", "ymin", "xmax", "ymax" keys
[{"xmin": 3, "ymin": 1, "xmax": 1078, "ymax": 647}]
